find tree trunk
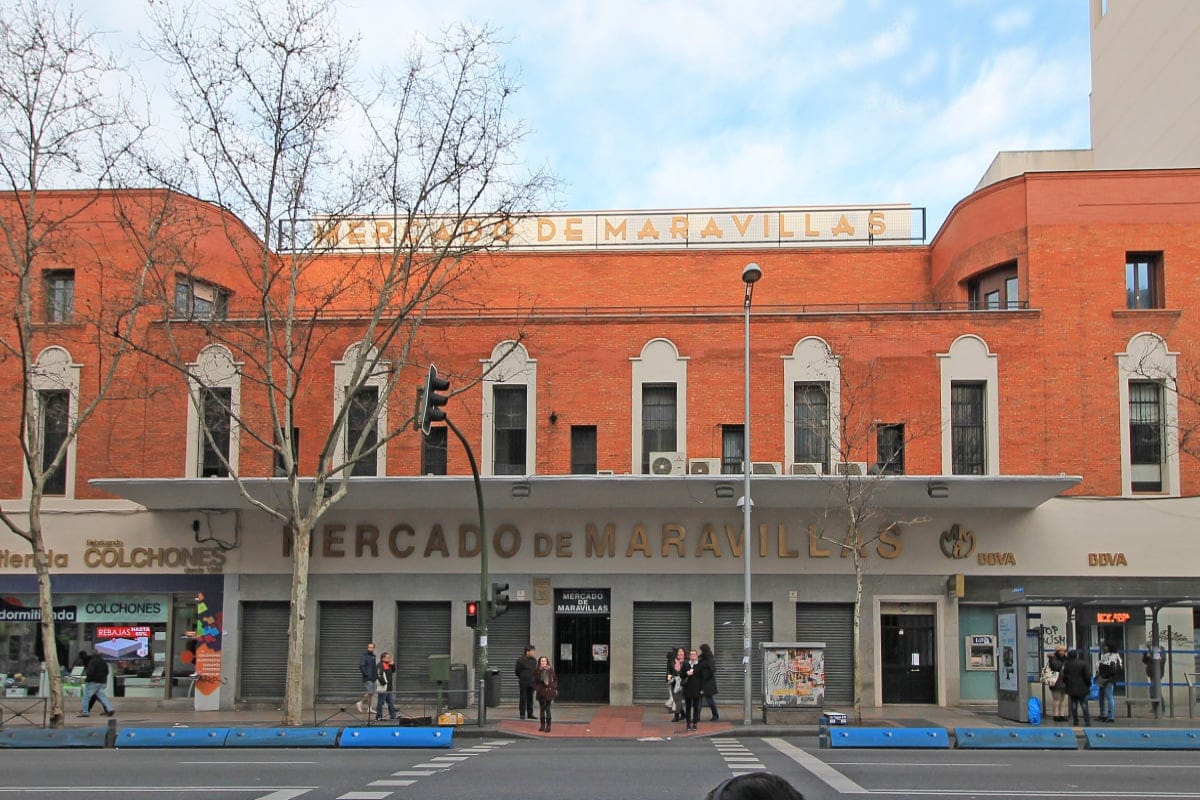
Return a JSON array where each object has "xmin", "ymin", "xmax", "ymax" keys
[
  {"xmin": 850, "ymin": 518, "xmax": 865, "ymax": 725},
  {"xmin": 30, "ymin": 506, "xmax": 65, "ymax": 728},
  {"xmin": 283, "ymin": 521, "xmax": 312, "ymax": 726}
]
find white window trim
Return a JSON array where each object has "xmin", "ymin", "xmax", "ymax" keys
[
  {"xmin": 1117, "ymin": 332, "xmax": 1179, "ymax": 497},
  {"xmin": 481, "ymin": 341, "xmax": 537, "ymax": 477},
  {"xmin": 24, "ymin": 346, "xmax": 81, "ymax": 500},
  {"xmin": 871, "ymin": 595, "xmax": 947, "ymax": 708},
  {"xmin": 938, "ymin": 335, "xmax": 1000, "ymax": 475},
  {"xmin": 185, "ymin": 345, "xmax": 242, "ymax": 478},
  {"xmin": 782, "ymin": 337, "xmax": 841, "ymax": 468},
  {"xmin": 630, "ymin": 338, "xmax": 688, "ymax": 474},
  {"xmin": 333, "ymin": 343, "xmax": 388, "ymax": 477}
]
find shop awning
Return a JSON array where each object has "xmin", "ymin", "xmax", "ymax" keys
[{"xmin": 92, "ymin": 473, "xmax": 1081, "ymax": 513}]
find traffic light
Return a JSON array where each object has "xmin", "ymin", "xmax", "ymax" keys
[
  {"xmin": 465, "ymin": 600, "xmax": 479, "ymax": 628},
  {"xmin": 490, "ymin": 582, "xmax": 510, "ymax": 619},
  {"xmin": 418, "ymin": 364, "xmax": 451, "ymax": 436}
]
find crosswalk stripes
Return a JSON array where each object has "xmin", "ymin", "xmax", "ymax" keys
[
  {"xmin": 337, "ymin": 739, "xmax": 515, "ymax": 800},
  {"xmin": 712, "ymin": 737, "xmax": 767, "ymax": 776}
]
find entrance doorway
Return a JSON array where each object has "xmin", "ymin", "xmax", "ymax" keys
[
  {"xmin": 553, "ymin": 589, "xmax": 610, "ymax": 702},
  {"xmin": 881, "ymin": 612, "xmax": 937, "ymax": 703}
]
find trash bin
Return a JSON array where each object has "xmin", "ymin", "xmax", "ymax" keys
[
  {"xmin": 446, "ymin": 663, "xmax": 468, "ymax": 709},
  {"xmin": 484, "ymin": 668, "xmax": 501, "ymax": 708}
]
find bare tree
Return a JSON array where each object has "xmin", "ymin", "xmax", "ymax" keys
[
  {"xmin": 136, "ymin": 0, "xmax": 552, "ymax": 724},
  {"xmin": 0, "ymin": 0, "xmax": 145, "ymax": 728},
  {"xmin": 799, "ymin": 354, "xmax": 936, "ymax": 722}
]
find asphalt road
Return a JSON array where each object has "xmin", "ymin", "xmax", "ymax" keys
[{"xmin": 3, "ymin": 736, "xmax": 1200, "ymax": 799}]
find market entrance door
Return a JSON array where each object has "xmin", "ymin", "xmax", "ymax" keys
[
  {"xmin": 553, "ymin": 589, "xmax": 610, "ymax": 703},
  {"xmin": 881, "ymin": 612, "xmax": 937, "ymax": 703}
]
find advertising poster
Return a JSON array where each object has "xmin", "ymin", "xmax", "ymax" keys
[
  {"xmin": 186, "ymin": 592, "xmax": 223, "ymax": 711},
  {"xmin": 763, "ymin": 644, "xmax": 825, "ymax": 707},
  {"xmin": 996, "ymin": 612, "xmax": 1017, "ymax": 692}
]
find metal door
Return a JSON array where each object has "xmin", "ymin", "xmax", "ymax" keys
[
  {"xmin": 632, "ymin": 602, "xmax": 690, "ymax": 702},
  {"xmin": 881, "ymin": 613, "xmax": 936, "ymax": 703}
]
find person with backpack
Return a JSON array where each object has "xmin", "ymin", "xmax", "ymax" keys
[{"xmin": 1096, "ymin": 642, "xmax": 1124, "ymax": 722}]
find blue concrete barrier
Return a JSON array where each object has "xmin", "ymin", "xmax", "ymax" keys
[
  {"xmin": 827, "ymin": 727, "xmax": 949, "ymax": 749},
  {"xmin": 1084, "ymin": 729, "xmax": 1200, "ymax": 750},
  {"xmin": 954, "ymin": 727, "xmax": 1077, "ymax": 749},
  {"xmin": 226, "ymin": 727, "xmax": 338, "ymax": 747},
  {"xmin": 338, "ymin": 726, "xmax": 453, "ymax": 748},
  {"xmin": 116, "ymin": 727, "xmax": 231, "ymax": 747},
  {"xmin": 0, "ymin": 728, "xmax": 107, "ymax": 748}
]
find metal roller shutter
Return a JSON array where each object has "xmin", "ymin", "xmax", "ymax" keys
[
  {"xmin": 239, "ymin": 602, "xmax": 289, "ymax": 701},
  {"xmin": 485, "ymin": 602, "xmax": 531, "ymax": 707},
  {"xmin": 795, "ymin": 603, "xmax": 854, "ymax": 705},
  {"xmin": 394, "ymin": 601, "xmax": 451, "ymax": 698},
  {"xmin": 316, "ymin": 602, "xmax": 373, "ymax": 701},
  {"xmin": 632, "ymin": 602, "xmax": 690, "ymax": 702},
  {"xmin": 714, "ymin": 602, "xmax": 773, "ymax": 705}
]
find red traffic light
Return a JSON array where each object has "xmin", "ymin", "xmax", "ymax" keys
[{"xmin": 465, "ymin": 600, "xmax": 479, "ymax": 628}]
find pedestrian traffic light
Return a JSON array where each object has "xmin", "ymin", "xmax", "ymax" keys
[
  {"xmin": 418, "ymin": 364, "xmax": 450, "ymax": 436},
  {"xmin": 465, "ymin": 600, "xmax": 479, "ymax": 628},
  {"xmin": 490, "ymin": 582, "xmax": 510, "ymax": 619}
]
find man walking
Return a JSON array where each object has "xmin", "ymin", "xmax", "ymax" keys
[
  {"xmin": 515, "ymin": 644, "xmax": 537, "ymax": 720},
  {"xmin": 79, "ymin": 650, "xmax": 115, "ymax": 717},
  {"xmin": 356, "ymin": 642, "xmax": 377, "ymax": 714}
]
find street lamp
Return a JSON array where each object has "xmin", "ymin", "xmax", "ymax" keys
[{"xmin": 741, "ymin": 261, "xmax": 761, "ymax": 726}]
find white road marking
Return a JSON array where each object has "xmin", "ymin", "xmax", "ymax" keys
[
  {"xmin": 368, "ymin": 781, "xmax": 415, "ymax": 787},
  {"xmin": 178, "ymin": 761, "xmax": 317, "ymax": 766},
  {"xmin": 411, "ymin": 763, "xmax": 450, "ymax": 769},
  {"xmin": 336, "ymin": 793, "xmax": 391, "ymax": 800},
  {"xmin": 825, "ymin": 761, "xmax": 1011, "ymax": 767},
  {"xmin": 389, "ymin": 771, "xmax": 438, "ymax": 777},
  {"xmin": 0, "ymin": 789, "xmax": 311, "ymax": 796},
  {"xmin": 765, "ymin": 737, "xmax": 869, "ymax": 795}
]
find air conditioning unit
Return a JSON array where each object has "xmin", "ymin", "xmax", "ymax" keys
[
  {"xmin": 649, "ymin": 451, "xmax": 686, "ymax": 476},
  {"xmin": 751, "ymin": 461, "xmax": 782, "ymax": 475},
  {"xmin": 790, "ymin": 462, "xmax": 824, "ymax": 476},
  {"xmin": 833, "ymin": 461, "xmax": 868, "ymax": 476},
  {"xmin": 596, "ymin": 469, "xmax": 615, "ymax": 476},
  {"xmin": 688, "ymin": 458, "xmax": 721, "ymax": 475}
]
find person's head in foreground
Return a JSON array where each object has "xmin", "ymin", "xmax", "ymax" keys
[{"xmin": 705, "ymin": 772, "xmax": 805, "ymax": 800}]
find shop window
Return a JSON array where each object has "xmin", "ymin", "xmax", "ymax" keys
[
  {"xmin": 38, "ymin": 389, "xmax": 70, "ymax": 495},
  {"xmin": 422, "ymin": 426, "xmax": 447, "ymax": 475},
  {"xmin": 346, "ymin": 386, "xmax": 379, "ymax": 476},
  {"xmin": 875, "ymin": 423, "xmax": 905, "ymax": 475},
  {"xmin": 951, "ymin": 382, "xmax": 986, "ymax": 475},
  {"xmin": 174, "ymin": 277, "xmax": 230, "ymax": 320},
  {"xmin": 794, "ymin": 381, "xmax": 830, "ymax": 473},
  {"xmin": 641, "ymin": 383, "xmax": 677, "ymax": 473},
  {"xmin": 1126, "ymin": 252, "xmax": 1164, "ymax": 309},
  {"xmin": 721, "ymin": 424, "xmax": 744, "ymax": 474},
  {"xmin": 43, "ymin": 270, "xmax": 74, "ymax": 323},
  {"xmin": 570, "ymin": 425, "xmax": 597, "ymax": 474},
  {"xmin": 494, "ymin": 385, "xmax": 527, "ymax": 475}
]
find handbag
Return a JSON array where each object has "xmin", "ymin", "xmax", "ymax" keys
[{"xmin": 1040, "ymin": 665, "xmax": 1060, "ymax": 687}]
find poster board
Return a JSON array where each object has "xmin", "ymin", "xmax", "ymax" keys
[{"xmin": 761, "ymin": 641, "xmax": 825, "ymax": 708}]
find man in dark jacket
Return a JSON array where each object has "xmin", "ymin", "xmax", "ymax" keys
[
  {"xmin": 1062, "ymin": 649, "xmax": 1092, "ymax": 726},
  {"xmin": 79, "ymin": 651, "xmax": 115, "ymax": 717},
  {"xmin": 515, "ymin": 645, "xmax": 537, "ymax": 720},
  {"xmin": 356, "ymin": 642, "xmax": 377, "ymax": 714}
]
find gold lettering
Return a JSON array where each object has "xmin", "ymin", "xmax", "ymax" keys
[
  {"xmin": 555, "ymin": 532, "xmax": 573, "ymax": 558},
  {"xmin": 433, "ymin": 223, "xmax": 453, "ymax": 242},
  {"xmin": 636, "ymin": 219, "xmax": 661, "ymax": 240},
  {"xmin": 388, "ymin": 524, "xmax": 415, "ymax": 558},
  {"xmin": 462, "ymin": 219, "xmax": 482, "ymax": 243},
  {"xmin": 603, "ymin": 218, "xmax": 627, "ymax": 241},
  {"xmin": 346, "ymin": 221, "xmax": 366, "ymax": 245},
  {"xmin": 356, "ymin": 525, "xmax": 380, "ymax": 558},
  {"xmin": 84, "ymin": 548, "xmax": 101, "ymax": 567},
  {"xmin": 322, "ymin": 524, "xmax": 346, "ymax": 558},
  {"xmin": 494, "ymin": 524, "xmax": 520, "ymax": 558},
  {"xmin": 424, "ymin": 525, "xmax": 450, "ymax": 558},
  {"xmin": 315, "ymin": 220, "xmax": 340, "ymax": 246},
  {"xmin": 724, "ymin": 525, "xmax": 744, "ymax": 558},
  {"xmin": 662, "ymin": 524, "xmax": 686, "ymax": 557},
  {"xmin": 458, "ymin": 525, "xmax": 481, "ymax": 557},
  {"xmin": 534, "ymin": 532, "xmax": 553, "ymax": 557},
  {"xmin": 805, "ymin": 213, "xmax": 819, "ymax": 237},
  {"xmin": 840, "ymin": 527, "xmax": 867, "ymax": 558},
  {"xmin": 537, "ymin": 218, "xmax": 556, "ymax": 241},
  {"xmin": 564, "ymin": 217, "xmax": 583, "ymax": 242},
  {"xmin": 670, "ymin": 216, "xmax": 689, "ymax": 240},
  {"xmin": 731, "ymin": 214, "xmax": 753, "ymax": 235},
  {"xmin": 626, "ymin": 525, "xmax": 652, "ymax": 557},
  {"xmin": 586, "ymin": 523, "xmax": 616, "ymax": 557},
  {"xmin": 493, "ymin": 219, "xmax": 516, "ymax": 243},
  {"xmin": 808, "ymin": 527, "xmax": 831, "ymax": 558},
  {"xmin": 759, "ymin": 523, "xmax": 769, "ymax": 557},
  {"xmin": 831, "ymin": 214, "xmax": 854, "ymax": 237},
  {"xmin": 697, "ymin": 525, "xmax": 722, "ymax": 557},
  {"xmin": 699, "ymin": 217, "xmax": 723, "ymax": 238},
  {"xmin": 876, "ymin": 524, "xmax": 902, "ymax": 559},
  {"xmin": 778, "ymin": 213, "xmax": 795, "ymax": 238},
  {"xmin": 867, "ymin": 211, "xmax": 886, "ymax": 237},
  {"xmin": 777, "ymin": 524, "xmax": 799, "ymax": 558}
]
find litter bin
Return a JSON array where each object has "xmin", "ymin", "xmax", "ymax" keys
[
  {"xmin": 446, "ymin": 663, "xmax": 468, "ymax": 709},
  {"xmin": 484, "ymin": 668, "xmax": 501, "ymax": 708}
]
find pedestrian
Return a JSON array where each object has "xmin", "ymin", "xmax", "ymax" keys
[
  {"xmin": 1142, "ymin": 640, "xmax": 1163, "ymax": 699},
  {"xmin": 680, "ymin": 647, "xmax": 709, "ymax": 732},
  {"xmin": 78, "ymin": 651, "xmax": 115, "ymax": 717},
  {"xmin": 1045, "ymin": 645, "xmax": 1068, "ymax": 721},
  {"xmin": 1062, "ymin": 648, "xmax": 1092, "ymax": 726},
  {"xmin": 667, "ymin": 646, "xmax": 686, "ymax": 722},
  {"xmin": 704, "ymin": 772, "xmax": 806, "ymax": 800},
  {"xmin": 515, "ymin": 644, "xmax": 537, "ymax": 721},
  {"xmin": 375, "ymin": 651, "xmax": 397, "ymax": 721},
  {"xmin": 356, "ymin": 642, "xmax": 377, "ymax": 714},
  {"xmin": 1095, "ymin": 642, "xmax": 1123, "ymax": 722},
  {"xmin": 533, "ymin": 655, "xmax": 558, "ymax": 732},
  {"xmin": 699, "ymin": 643, "xmax": 720, "ymax": 721}
]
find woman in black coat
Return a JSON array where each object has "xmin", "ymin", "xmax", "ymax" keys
[
  {"xmin": 1061, "ymin": 649, "xmax": 1092, "ymax": 726},
  {"xmin": 698, "ymin": 643, "xmax": 719, "ymax": 721}
]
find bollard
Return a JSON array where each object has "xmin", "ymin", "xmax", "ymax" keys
[{"xmin": 105, "ymin": 718, "xmax": 117, "ymax": 749}]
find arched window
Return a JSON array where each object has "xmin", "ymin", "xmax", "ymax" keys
[
  {"xmin": 186, "ymin": 345, "xmax": 241, "ymax": 478},
  {"xmin": 482, "ymin": 342, "xmax": 537, "ymax": 476},
  {"xmin": 630, "ymin": 339, "xmax": 687, "ymax": 474}
]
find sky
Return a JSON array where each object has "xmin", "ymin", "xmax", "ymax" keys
[{"xmin": 85, "ymin": 0, "xmax": 1094, "ymax": 239}]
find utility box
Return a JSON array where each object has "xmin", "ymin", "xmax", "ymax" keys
[
  {"xmin": 446, "ymin": 663, "xmax": 468, "ymax": 709},
  {"xmin": 428, "ymin": 654, "xmax": 450, "ymax": 684},
  {"xmin": 484, "ymin": 668, "xmax": 501, "ymax": 708}
]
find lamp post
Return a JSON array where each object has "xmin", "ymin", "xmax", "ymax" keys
[{"xmin": 741, "ymin": 261, "xmax": 762, "ymax": 726}]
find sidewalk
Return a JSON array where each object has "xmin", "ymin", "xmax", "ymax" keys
[{"xmin": 33, "ymin": 701, "xmax": 1195, "ymax": 740}]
